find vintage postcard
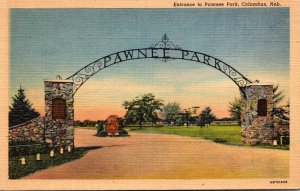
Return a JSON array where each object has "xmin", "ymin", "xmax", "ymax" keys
[{"xmin": 0, "ymin": 0, "xmax": 299, "ymax": 190}]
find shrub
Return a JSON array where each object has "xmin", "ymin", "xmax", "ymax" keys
[
  {"xmin": 9, "ymin": 144, "xmax": 51, "ymax": 157},
  {"xmin": 9, "ymin": 87, "xmax": 40, "ymax": 126},
  {"xmin": 213, "ymin": 138, "xmax": 227, "ymax": 143},
  {"xmin": 9, "ymin": 139, "xmax": 37, "ymax": 146},
  {"xmin": 119, "ymin": 129, "xmax": 128, "ymax": 136},
  {"xmin": 96, "ymin": 130, "xmax": 108, "ymax": 137}
]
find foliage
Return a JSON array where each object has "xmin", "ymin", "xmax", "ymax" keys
[
  {"xmin": 96, "ymin": 121, "xmax": 105, "ymax": 136},
  {"xmin": 273, "ymin": 103, "xmax": 290, "ymax": 121},
  {"xmin": 122, "ymin": 93, "xmax": 164, "ymax": 128},
  {"xmin": 196, "ymin": 107, "xmax": 216, "ymax": 126},
  {"xmin": 74, "ymin": 120, "xmax": 102, "ymax": 127},
  {"xmin": 161, "ymin": 102, "xmax": 181, "ymax": 125},
  {"xmin": 9, "ymin": 139, "xmax": 39, "ymax": 146},
  {"xmin": 117, "ymin": 117, "xmax": 129, "ymax": 135},
  {"xmin": 228, "ymin": 97, "xmax": 242, "ymax": 125},
  {"xmin": 273, "ymin": 84, "xmax": 285, "ymax": 106},
  {"xmin": 180, "ymin": 107, "xmax": 199, "ymax": 126},
  {"xmin": 96, "ymin": 130, "xmax": 107, "ymax": 137},
  {"xmin": 124, "ymin": 124, "xmax": 164, "ymax": 128},
  {"xmin": 9, "ymin": 147, "xmax": 94, "ymax": 179},
  {"xmin": 9, "ymin": 144, "xmax": 51, "ymax": 157},
  {"xmin": 216, "ymin": 117, "xmax": 236, "ymax": 121},
  {"xmin": 173, "ymin": 113, "xmax": 185, "ymax": 126},
  {"xmin": 9, "ymin": 87, "xmax": 40, "ymax": 126},
  {"xmin": 117, "ymin": 117, "xmax": 125, "ymax": 129},
  {"xmin": 118, "ymin": 129, "xmax": 128, "ymax": 136},
  {"xmin": 228, "ymin": 97, "xmax": 241, "ymax": 120},
  {"xmin": 213, "ymin": 138, "xmax": 227, "ymax": 143},
  {"xmin": 272, "ymin": 85, "xmax": 289, "ymax": 120}
]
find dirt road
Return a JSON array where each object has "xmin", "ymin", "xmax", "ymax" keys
[{"xmin": 24, "ymin": 128, "xmax": 288, "ymax": 179}]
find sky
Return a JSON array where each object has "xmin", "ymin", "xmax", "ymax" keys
[{"xmin": 9, "ymin": 8, "xmax": 290, "ymax": 120}]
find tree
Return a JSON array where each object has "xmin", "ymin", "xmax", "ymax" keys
[
  {"xmin": 228, "ymin": 97, "xmax": 242, "ymax": 125},
  {"xmin": 9, "ymin": 86, "xmax": 40, "ymax": 126},
  {"xmin": 122, "ymin": 93, "xmax": 164, "ymax": 128},
  {"xmin": 272, "ymin": 85, "xmax": 289, "ymax": 120},
  {"xmin": 196, "ymin": 107, "xmax": 216, "ymax": 127},
  {"xmin": 181, "ymin": 106, "xmax": 199, "ymax": 126},
  {"xmin": 273, "ymin": 104, "xmax": 289, "ymax": 121},
  {"xmin": 174, "ymin": 113, "xmax": 185, "ymax": 126},
  {"xmin": 273, "ymin": 84, "xmax": 285, "ymax": 106},
  {"xmin": 161, "ymin": 102, "xmax": 181, "ymax": 125}
]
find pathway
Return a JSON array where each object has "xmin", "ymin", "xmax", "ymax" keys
[{"xmin": 24, "ymin": 128, "xmax": 289, "ymax": 179}]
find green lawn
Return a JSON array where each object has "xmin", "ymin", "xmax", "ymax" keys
[
  {"xmin": 9, "ymin": 146, "xmax": 101, "ymax": 179},
  {"xmin": 127, "ymin": 125, "xmax": 242, "ymax": 144},
  {"xmin": 126, "ymin": 125, "xmax": 289, "ymax": 150}
]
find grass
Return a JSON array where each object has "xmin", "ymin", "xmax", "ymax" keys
[
  {"xmin": 9, "ymin": 146, "xmax": 101, "ymax": 179},
  {"xmin": 126, "ymin": 125, "xmax": 289, "ymax": 150},
  {"xmin": 127, "ymin": 125, "xmax": 242, "ymax": 145}
]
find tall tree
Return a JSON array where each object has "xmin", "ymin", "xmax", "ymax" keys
[
  {"xmin": 273, "ymin": 84, "xmax": 285, "ymax": 106},
  {"xmin": 272, "ymin": 85, "xmax": 288, "ymax": 120},
  {"xmin": 196, "ymin": 107, "xmax": 216, "ymax": 127},
  {"xmin": 9, "ymin": 87, "xmax": 40, "ymax": 126},
  {"xmin": 272, "ymin": 104, "xmax": 289, "ymax": 121},
  {"xmin": 228, "ymin": 97, "xmax": 242, "ymax": 125},
  {"xmin": 122, "ymin": 93, "xmax": 164, "ymax": 128},
  {"xmin": 162, "ymin": 102, "xmax": 181, "ymax": 125}
]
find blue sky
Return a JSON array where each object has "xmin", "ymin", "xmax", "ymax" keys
[{"xmin": 10, "ymin": 8, "xmax": 289, "ymax": 120}]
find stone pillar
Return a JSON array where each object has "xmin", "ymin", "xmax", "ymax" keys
[
  {"xmin": 240, "ymin": 83, "xmax": 274, "ymax": 145},
  {"xmin": 44, "ymin": 80, "xmax": 74, "ymax": 149}
]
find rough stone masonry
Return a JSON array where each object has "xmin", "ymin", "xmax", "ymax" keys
[
  {"xmin": 9, "ymin": 117, "xmax": 44, "ymax": 145},
  {"xmin": 240, "ymin": 83, "xmax": 274, "ymax": 145},
  {"xmin": 44, "ymin": 80, "xmax": 74, "ymax": 149}
]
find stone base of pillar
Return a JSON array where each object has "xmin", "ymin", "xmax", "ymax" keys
[{"xmin": 241, "ymin": 125, "xmax": 274, "ymax": 145}]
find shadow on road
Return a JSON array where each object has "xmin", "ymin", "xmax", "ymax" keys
[
  {"xmin": 75, "ymin": 146, "xmax": 103, "ymax": 152},
  {"xmin": 76, "ymin": 144, "xmax": 126, "ymax": 152},
  {"xmin": 103, "ymin": 144, "xmax": 125, "ymax": 148}
]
